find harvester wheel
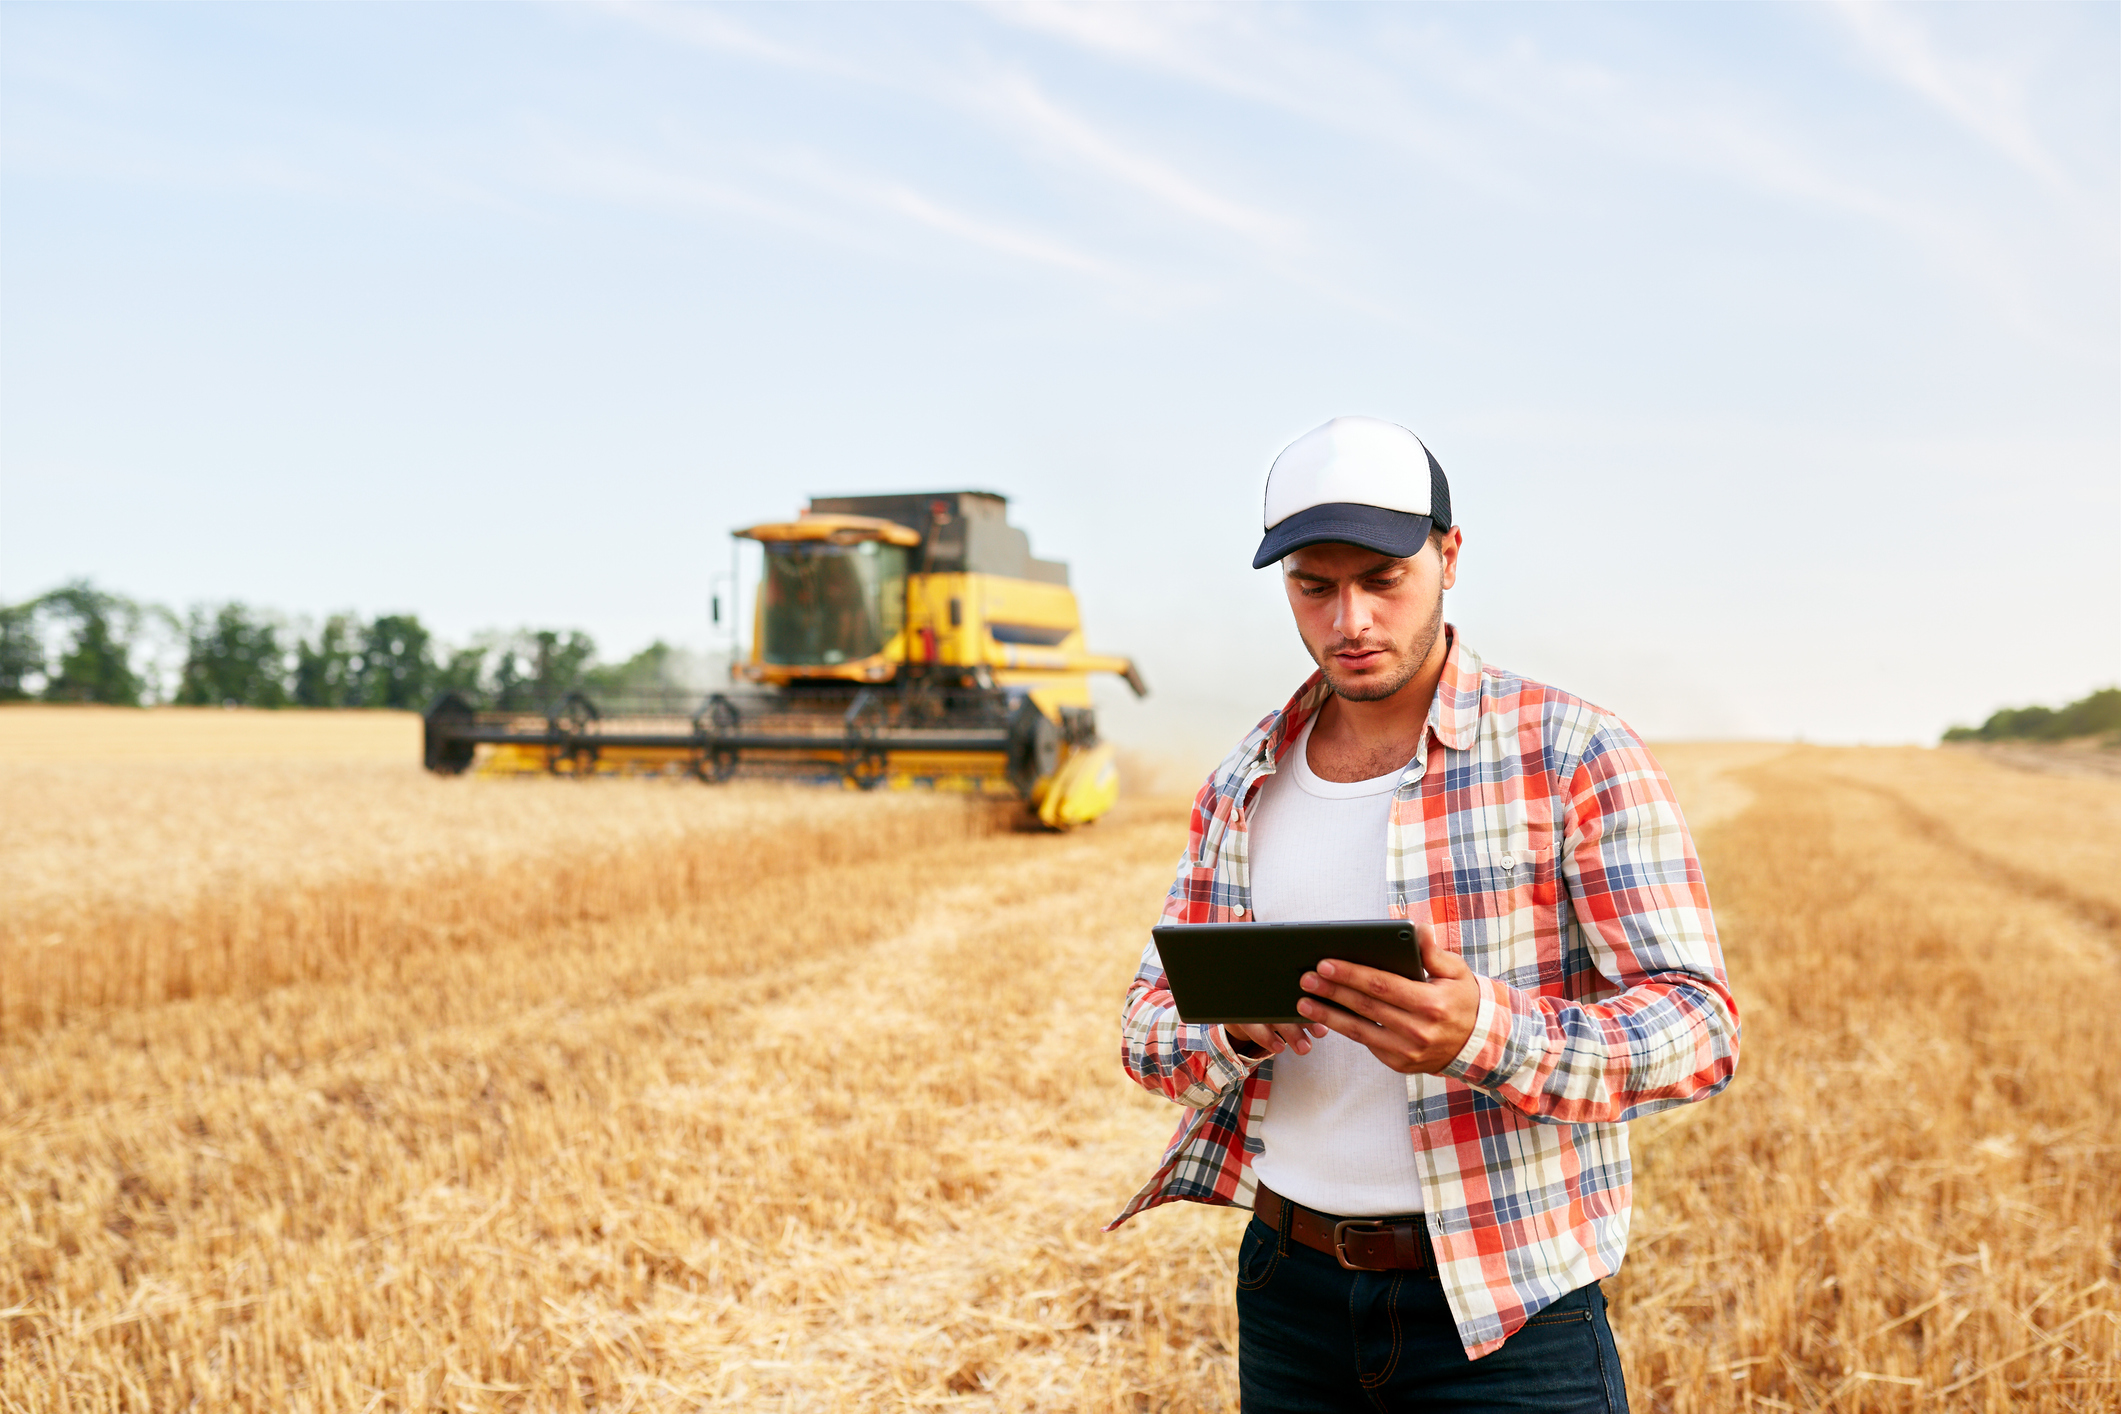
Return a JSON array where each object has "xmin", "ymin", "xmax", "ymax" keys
[
  {"xmin": 692, "ymin": 695, "xmax": 741, "ymax": 783},
  {"xmin": 548, "ymin": 692, "xmax": 602, "ymax": 776},
  {"xmin": 422, "ymin": 692, "xmax": 478, "ymax": 775},
  {"xmin": 1006, "ymin": 699, "xmax": 1061, "ymax": 800},
  {"xmin": 846, "ymin": 747, "xmax": 889, "ymax": 791}
]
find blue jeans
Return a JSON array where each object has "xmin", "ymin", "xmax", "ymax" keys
[{"xmin": 1235, "ymin": 1217, "xmax": 1630, "ymax": 1413}]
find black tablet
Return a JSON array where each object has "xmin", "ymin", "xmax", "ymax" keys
[{"xmin": 1148, "ymin": 919, "xmax": 1425, "ymax": 1025}]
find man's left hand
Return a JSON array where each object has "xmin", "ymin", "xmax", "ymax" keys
[{"xmin": 1296, "ymin": 927, "xmax": 1481, "ymax": 1074}]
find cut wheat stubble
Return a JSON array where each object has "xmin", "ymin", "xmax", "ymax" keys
[{"xmin": 2, "ymin": 716, "xmax": 2115, "ymax": 1411}]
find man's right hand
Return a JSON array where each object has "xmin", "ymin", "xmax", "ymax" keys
[{"xmin": 1222, "ymin": 1022, "xmax": 1327, "ymax": 1059}]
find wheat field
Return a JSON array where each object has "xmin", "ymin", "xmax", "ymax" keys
[{"xmin": 2, "ymin": 706, "xmax": 2116, "ymax": 1411}]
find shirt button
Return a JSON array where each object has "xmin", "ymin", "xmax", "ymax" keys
[
  {"xmin": 1233, "ymin": 907, "xmax": 1247, "ymax": 918},
  {"xmin": 1501, "ymin": 853, "xmax": 1517, "ymax": 870}
]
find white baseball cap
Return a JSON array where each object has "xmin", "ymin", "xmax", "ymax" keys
[{"xmin": 1252, "ymin": 416, "xmax": 1453, "ymax": 569}]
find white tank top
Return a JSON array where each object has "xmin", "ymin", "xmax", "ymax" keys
[{"xmin": 1246, "ymin": 714, "xmax": 1426, "ymax": 1217}]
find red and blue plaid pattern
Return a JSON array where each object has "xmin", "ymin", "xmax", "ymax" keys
[{"xmin": 1110, "ymin": 629, "xmax": 1738, "ymax": 1359}]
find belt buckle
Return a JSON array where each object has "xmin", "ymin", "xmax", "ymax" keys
[{"xmin": 1331, "ymin": 1218, "xmax": 1394, "ymax": 1272}]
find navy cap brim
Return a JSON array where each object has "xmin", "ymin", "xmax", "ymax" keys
[{"xmin": 1251, "ymin": 502, "xmax": 1434, "ymax": 569}]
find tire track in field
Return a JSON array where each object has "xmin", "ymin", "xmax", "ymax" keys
[
  {"xmin": 1, "ymin": 802, "xmax": 1204, "ymax": 1413},
  {"xmin": 0, "ymin": 795, "xmax": 1003, "ymax": 1038},
  {"xmin": 1828, "ymin": 775, "xmax": 2120, "ymax": 940},
  {"xmin": 0, "ymin": 805, "xmax": 1180, "ymax": 1128}
]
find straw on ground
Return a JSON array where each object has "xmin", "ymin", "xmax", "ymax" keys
[{"xmin": 2, "ymin": 710, "xmax": 2115, "ymax": 1410}]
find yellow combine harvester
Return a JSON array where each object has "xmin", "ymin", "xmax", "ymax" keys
[{"xmin": 421, "ymin": 491, "xmax": 1146, "ymax": 827}]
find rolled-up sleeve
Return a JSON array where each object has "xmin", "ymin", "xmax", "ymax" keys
[
  {"xmin": 1120, "ymin": 847, "xmax": 1265, "ymax": 1108},
  {"xmin": 1441, "ymin": 721, "xmax": 1739, "ymax": 1123},
  {"xmin": 1119, "ymin": 777, "xmax": 1268, "ymax": 1109}
]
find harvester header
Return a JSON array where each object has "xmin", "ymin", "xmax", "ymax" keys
[{"xmin": 422, "ymin": 491, "xmax": 1145, "ymax": 828}]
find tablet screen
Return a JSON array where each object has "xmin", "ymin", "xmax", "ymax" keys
[{"xmin": 1148, "ymin": 919, "xmax": 1424, "ymax": 1025}]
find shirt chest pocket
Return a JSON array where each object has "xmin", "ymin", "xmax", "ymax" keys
[{"xmin": 1426, "ymin": 831, "xmax": 1561, "ymax": 984}]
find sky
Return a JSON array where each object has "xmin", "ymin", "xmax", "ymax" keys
[{"xmin": 2, "ymin": 1, "xmax": 2116, "ymax": 757}]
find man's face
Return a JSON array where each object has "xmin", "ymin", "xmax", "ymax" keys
[{"xmin": 1282, "ymin": 531, "xmax": 1461, "ymax": 702}]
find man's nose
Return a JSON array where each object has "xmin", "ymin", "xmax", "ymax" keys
[{"xmin": 1334, "ymin": 586, "xmax": 1374, "ymax": 637}]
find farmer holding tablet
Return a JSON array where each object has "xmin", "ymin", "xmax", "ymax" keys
[{"xmin": 1111, "ymin": 417, "xmax": 1739, "ymax": 1412}]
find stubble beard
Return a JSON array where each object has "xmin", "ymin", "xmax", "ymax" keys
[{"xmin": 1311, "ymin": 587, "xmax": 1446, "ymax": 703}]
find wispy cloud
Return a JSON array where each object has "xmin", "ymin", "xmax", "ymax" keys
[
  {"xmin": 871, "ymin": 179, "xmax": 1109, "ymax": 274},
  {"xmin": 597, "ymin": 0, "xmax": 867, "ymax": 83},
  {"xmin": 966, "ymin": 70, "xmax": 1296, "ymax": 247},
  {"xmin": 772, "ymin": 145, "xmax": 1115, "ymax": 277},
  {"xmin": 1828, "ymin": 1, "xmax": 2072, "ymax": 192},
  {"xmin": 542, "ymin": 135, "xmax": 1113, "ymax": 279},
  {"xmin": 600, "ymin": 0, "xmax": 1305, "ymax": 254},
  {"xmin": 1000, "ymin": 4, "xmax": 2099, "ymax": 340},
  {"xmin": 537, "ymin": 140, "xmax": 860, "ymax": 249},
  {"xmin": 1408, "ymin": 25, "xmax": 2071, "ymax": 338},
  {"xmin": 1679, "ymin": 111, "xmax": 2050, "ymax": 334},
  {"xmin": 518, "ymin": 3, "xmax": 2120, "ymax": 342},
  {"xmin": 990, "ymin": 2, "xmax": 1531, "ymax": 201}
]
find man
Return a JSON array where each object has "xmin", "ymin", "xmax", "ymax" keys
[{"xmin": 1111, "ymin": 417, "xmax": 1738, "ymax": 1412}]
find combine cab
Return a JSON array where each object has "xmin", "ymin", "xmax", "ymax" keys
[{"xmin": 421, "ymin": 491, "xmax": 1145, "ymax": 827}]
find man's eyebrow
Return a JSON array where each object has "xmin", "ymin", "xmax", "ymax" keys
[{"xmin": 1285, "ymin": 556, "xmax": 1407, "ymax": 583}]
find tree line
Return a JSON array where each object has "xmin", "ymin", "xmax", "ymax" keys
[
  {"xmin": 1942, "ymin": 686, "xmax": 2121, "ymax": 744},
  {"xmin": 1, "ymin": 580, "xmax": 705, "ymax": 710}
]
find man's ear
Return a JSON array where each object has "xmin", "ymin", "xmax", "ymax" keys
[{"xmin": 1436, "ymin": 527, "xmax": 1462, "ymax": 591}]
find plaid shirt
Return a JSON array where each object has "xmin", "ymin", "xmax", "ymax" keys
[{"xmin": 1110, "ymin": 628, "xmax": 1738, "ymax": 1359}]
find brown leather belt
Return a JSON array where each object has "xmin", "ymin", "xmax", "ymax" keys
[{"xmin": 1253, "ymin": 1180, "xmax": 1433, "ymax": 1273}]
